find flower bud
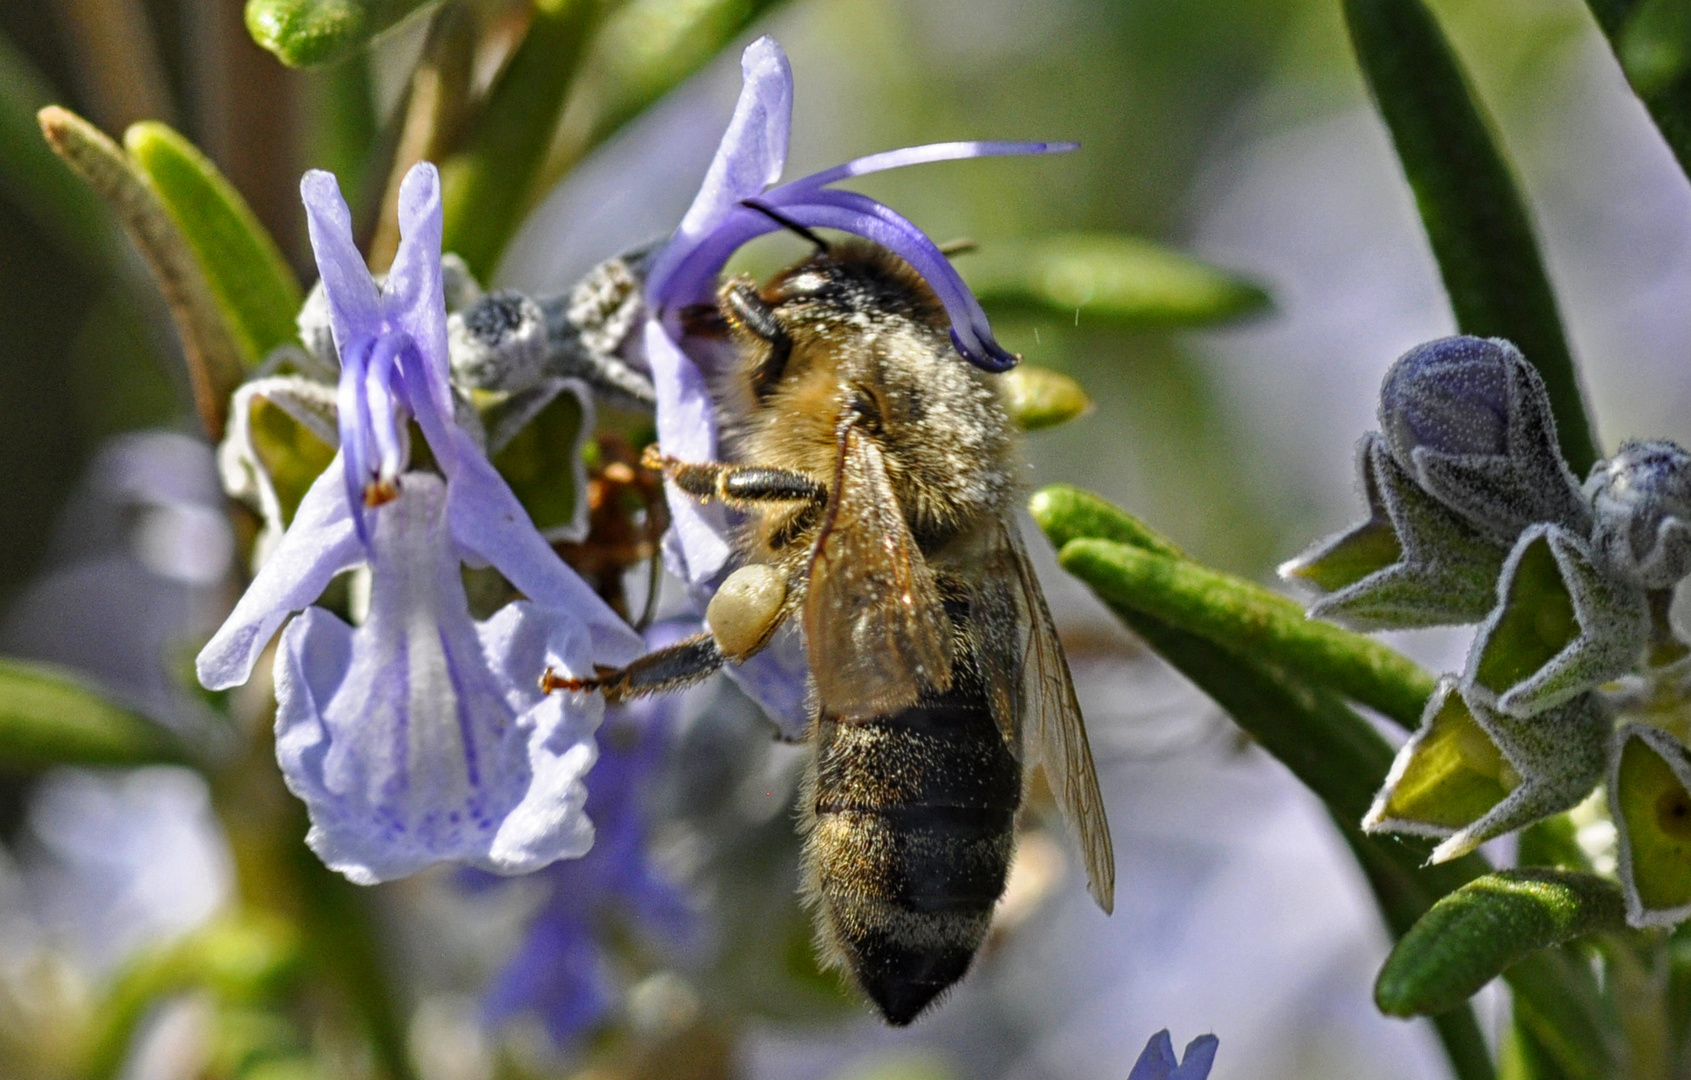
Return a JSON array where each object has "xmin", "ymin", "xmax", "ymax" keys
[
  {"xmin": 1375, "ymin": 336, "xmax": 1588, "ymax": 543},
  {"xmin": 449, "ymin": 290, "xmax": 550, "ymax": 392},
  {"xmin": 1589, "ymin": 440, "xmax": 1691, "ymax": 589},
  {"xmin": 1380, "ymin": 336, "xmax": 1512, "ymax": 461}
]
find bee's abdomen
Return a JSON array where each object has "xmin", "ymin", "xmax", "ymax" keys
[{"xmin": 807, "ymin": 693, "xmax": 1021, "ymax": 1026}]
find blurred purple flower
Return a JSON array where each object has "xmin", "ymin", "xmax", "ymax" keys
[
  {"xmin": 1128, "ymin": 1030, "xmax": 1219, "ymax": 1080},
  {"xmin": 643, "ymin": 34, "xmax": 1072, "ymax": 589},
  {"xmin": 1, "ymin": 432, "xmax": 233, "ymax": 739},
  {"xmin": 476, "ymin": 627, "xmax": 697, "ymax": 1043},
  {"xmin": 196, "ymin": 163, "xmax": 641, "ymax": 884}
]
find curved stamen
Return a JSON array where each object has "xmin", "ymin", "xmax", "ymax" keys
[
  {"xmin": 363, "ymin": 331, "xmax": 412, "ymax": 502},
  {"xmin": 336, "ymin": 334, "xmax": 379, "ymax": 541}
]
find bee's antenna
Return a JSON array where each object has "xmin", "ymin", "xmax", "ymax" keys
[{"xmin": 741, "ymin": 199, "xmax": 831, "ymax": 253}]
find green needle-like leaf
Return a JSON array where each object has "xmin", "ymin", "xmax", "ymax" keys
[
  {"xmin": 1345, "ymin": 0, "xmax": 1598, "ymax": 476},
  {"xmin": 1054, "ymin": 555, "xmax": 1493, "ymax": 1080},
  {"xmin": 968, "ymin": 233, "xmax": 1271, "ymax": 327},
  {"xmin": 1039, "ymin": 488, "xmax": 1607, "ymax": 1080},
  {"xmin": 440, "ymin": 0, "xmax": 603, "ymax": 279},
  {"xmin": 536, "ymin": 0, "xmax": 789, "ymax": 196},
  {"xmin": 0, "ymin": 657, "xmax": 185, "ymax": 769},
  {"xmin": 126, "ymin": 122, "xmax": 303, "ymax": 364},
  {"xmin": 1058, "ymin": 537, "xmax": 1436, "ymax": 729},
  {"xmin": 1377, "ymin": 869, "xmax": 1625, "ymax": 1018},
  {"xmin": 39, "ymin": 106, "xmax": 246, "ymax": 439},
  {"xmin": 245, "ymin": 0, "xmax": 440, "ymax": 67},
  {"xmin": 1029, "ymin": 484, "xmax": 1186, "ymax": 559},
  {"xmin": 1049, "ymin": 545, "xmax": 1396, "ymax": 821}
]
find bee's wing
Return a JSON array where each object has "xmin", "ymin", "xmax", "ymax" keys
[
  {"xmin": 1005, "ymin": 523, "xmax": 1116, "ymax": 914},
  {"xmin": 803, "ymin": 424, "xmax": 953, "ymax": 716}
]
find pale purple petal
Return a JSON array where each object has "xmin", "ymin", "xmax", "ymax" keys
[
  {"xmin": 399, "ymin": 338, "xmax": 460, "ymax": 480},
  {"xmin": 273, "ymin": 475, "xmax": 603, "ymax": 883},
  {"xmin": 364, "ymin": 335, "xmax": 408, "ymax": 483},
  {"xmin": 648, "ymin": 202, "xmax": 777, "ymax": 311},
  {"xmin": 1127, "ymin": 1030, "xmax": 1179, "ymax": 1080},
  {"xmin": 301, "ymin": 170, "xmax": 381, "ymax": 350},
  {"xmin": 1170, "ymin": 1035, "xmax": 1219, "ymax": 1080},
  {"xmin": 647, "ymin": 323, "xmax": 733, "ymax": 585},
  {"xmin": 781, "ymin": 139, "xmax": 1076, "ymax": 192},
  {"xmin": 386, "ymin": 163, "xmax": 456, "ymax": 442},
  {"xmin": 195, "ymin": 460, "xmax": 362, "ymax": 690},
  {"xmin": 645, "ymin": 35, "xmax": 792, "ymax": 304},
  {"xmin": 477, "ymin": 601, "xmax": 599, "ymax": 872},
  {"xmin": 443, "ymin": 426, "xmax": 643, "ymax": 665}
]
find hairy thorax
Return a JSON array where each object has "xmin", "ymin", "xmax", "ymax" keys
[{"xmin": 718, "ymin": 246, "xmax": 1020, "ymax": 569}]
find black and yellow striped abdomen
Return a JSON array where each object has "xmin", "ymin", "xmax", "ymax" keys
[{"xmin": 803, "ymin": 659, "xmax": 1022, "ymax": 1025}]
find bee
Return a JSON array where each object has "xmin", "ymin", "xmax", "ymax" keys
[{"xmin": 545, "ymin": 235, "xmax": 1115, "ymax": 1025}]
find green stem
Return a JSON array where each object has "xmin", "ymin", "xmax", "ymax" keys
[
  {"xmin": 1058, "ymin": 538, "xmax": 1436, "ymax": 729},
  {"xmin": 1345, "ymin": 0, "xmax": 1599, "ymax": 475},
  {"xmin": 1505, "ymin": 950, "xmax": 1616, "ymax": 1080}
]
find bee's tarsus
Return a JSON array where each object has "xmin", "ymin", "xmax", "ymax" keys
[{"xmin": 538, "ymin": 666, "xmax": 596, "ymax": 695}]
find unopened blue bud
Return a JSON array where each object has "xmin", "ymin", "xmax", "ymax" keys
[
  {"xmin": 1380, "ymin": 336, "xmax": 1512, "ymax": 460},
  {"xmin": 1375, "ymin": 335, "xmax": 1588, "ymax": 543},
  {"xmin": 1589, "ymin": 440, "xmax": 1691, "ymax": 589}
]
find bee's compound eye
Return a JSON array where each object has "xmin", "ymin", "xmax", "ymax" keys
[{"xmin": 706, "ymin": 563, "xmax": 789, "ymax": 661}]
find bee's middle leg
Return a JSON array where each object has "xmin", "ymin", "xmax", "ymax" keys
[{"xmin": 643, "ymin": 446, "xmax": 825, "ymax": 508}]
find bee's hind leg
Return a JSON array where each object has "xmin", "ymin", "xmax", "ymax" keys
[
  {"xmin": 541, "ymin": 633, "xmax": 727, "ymax": 704},
  {"xmin": 541, "ymin": 562, "xmax": 794, "ymax": 703}
]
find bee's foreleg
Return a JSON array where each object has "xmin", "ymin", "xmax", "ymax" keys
[
  {"xmin": 643, "ymin": 446, "xmax": 825, "ymax": 508},
  {"xmin": 719, "ymin": 282, "xmax": 792, "ymax": 394},
  {"xmin": 540, "ymin": 633, "xmax": 726, "ymax": 703}
]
